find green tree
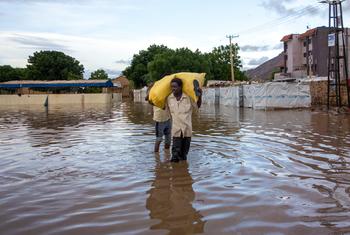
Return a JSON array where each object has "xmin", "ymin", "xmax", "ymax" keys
[
  {"xmin": 123, "ymin": 44, "xmax": 247, "ymax": 88},
  {"xmin": 90, "ymin": 69, "xmax": 108, "ymax": 80},
  {"xmin": 123, "ymin": 44, "xmax": 172, "ymax": 88},
  {"xmin": 147, "ymin": 48, "xmax": 211, "ymax": 82},
  {"xmin": 0, "ymin": 65, "xmax": 27, "ymax": 82},
  {"xmin": 26, "ymin": 51, "xmax": 84, "ymax": 80},
  {"xmin": 207, "ymin": 44, "xmax": 247, "ymax": 81}
]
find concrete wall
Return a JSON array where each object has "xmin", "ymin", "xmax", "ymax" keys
[
  {"xmin": 0, "ymin": 94, "xmax": 48, "ymax": 106},
  {"xmin": 0, "ymin": 93, "xmax": 122, "ymax": 106},
  {"xmin": 48, "ymin": 94, "xmax": 83, "ymax": 105},
  {"xmin": 111, "ymin": 93, "xmax": 122, "ymax": 103},
  {"xmin": 133, "ymin": 87, "xmax": 148, "ymax": 103}
]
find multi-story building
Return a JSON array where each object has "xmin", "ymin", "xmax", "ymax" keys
[
  {"xmin": 280, "ymin": 26, "xmax": 350, "ymax": 79},
  {"xmin": 280, "ymin": 34, "xmax": 303, "ymax": 76}
]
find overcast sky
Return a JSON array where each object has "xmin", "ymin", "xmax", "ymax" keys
[{"xmin": 1, "ymin": 0, "xmax": 349, "ymax": 78}]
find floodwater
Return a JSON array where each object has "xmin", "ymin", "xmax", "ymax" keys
[{"xmin": 0, "ymin": 101, "xmax": 350, "ymax": 235}]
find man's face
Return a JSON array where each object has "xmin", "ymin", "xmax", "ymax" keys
[{"xmin": 171, "ymin": 82, "xmax": 182, "ymax": 96}]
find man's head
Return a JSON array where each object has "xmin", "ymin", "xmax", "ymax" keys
[{"xmin": 171, "ymin": 78, "xmax": 183, "ymax": 96}]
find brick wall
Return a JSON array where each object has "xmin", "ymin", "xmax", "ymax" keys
[{"xmin": 310, "ymin": 80, "xmax": 349, "ymax": 106}]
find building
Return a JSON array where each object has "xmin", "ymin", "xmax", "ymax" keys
[
  {"xmin": 279, "ymin": 26, "xmax": 350, "ymax": 79},
  {"xmin": 280, "ymin": 34, "xmax": 304, "ymax": 77},
  {"xmin": 108, "ymin": 75, "xmax": 131, "ymax": 98}
]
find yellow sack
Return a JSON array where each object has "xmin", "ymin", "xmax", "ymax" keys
[{"xmin": 149, "ymin": 72, "xmax": 206, "ymax": 109}]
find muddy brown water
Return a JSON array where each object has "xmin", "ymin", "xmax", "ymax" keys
[{"xmin": 0, "ymin": 102, "xmax": 349, "ymax": 235}]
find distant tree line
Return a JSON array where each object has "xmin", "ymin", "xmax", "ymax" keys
[
  {"xmin": 123, "ymin": 44, "xmax": 248, "ymax": 88},
  {"xmin": 1, "ymin": 44, "xmax": 248, "ymax": 88},
  {"xmin": 0, "ymin": 51, "xmax": 85, "ymax": 82},
  {"xmin": 0, "ymin": 51, "xmax": 108, "ymax": 83}
]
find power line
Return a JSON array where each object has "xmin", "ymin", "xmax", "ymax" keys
[
  {"xmin": 238, "ymin": 5, "xmax": 324, "ymax": 35},
  {"xmin": 236, "ymin": 4, "xmax": 327, "ymax": 35}
]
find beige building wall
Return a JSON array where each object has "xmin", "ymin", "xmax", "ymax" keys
[
  {"xmin": 0, "ymin": 95, "xmax": 47, "ymax": 106},
  {"xmin": 48, "ymin": 94, "xmax": 83, "ymax": 105},
  {"xmin": 0, "ymin": 93, "xmax": 122, "ymax": 106},
  {"xmin": 286, "ymin": 35, "xmax": 303, "ymax": 74}
]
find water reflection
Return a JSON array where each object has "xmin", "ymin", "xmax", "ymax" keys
[
  {"xmin": 0, "ymin": 104, "xmax": 118, "ymax": 150},
  {"xmin": 147, "ymin": 153, "xmax": 205, "ymax": 234},
  {"xmin": 0, "ymin": 103, "xmax": 115, "ymax": 129},
  {"xmin": 1, "ymin": 102, "xmax": 350, "ymax": 234}
]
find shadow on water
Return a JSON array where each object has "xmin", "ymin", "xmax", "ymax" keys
[{"xmin": 146, "ymin": 152, "xmax": 205, "ymax": 235}]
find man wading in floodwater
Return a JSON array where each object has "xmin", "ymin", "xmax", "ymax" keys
[{"xmin": 166, "ymin": 78, "xmax": 202, "ymax": 162}]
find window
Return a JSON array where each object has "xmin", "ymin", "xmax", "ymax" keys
[{"xmin": 304, "ymin": 52, "xmax": 307, "ymax": 57}]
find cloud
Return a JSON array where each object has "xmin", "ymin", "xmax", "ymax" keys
[
  {"xmin": 343, "ymin": 2, "xmax": 350, "ymax": 13},
  {"xmin": 8, "ymin": 34, "xmax": 72, "ymax": 52},
  {"xmin": 0, "ymin": 0, "xmax": 140, "ymax": 10},
  {"xmin": 104, "ymin": 69, "xmax": 122, "ymax": 78},
  {"xmin": 241, "ymin": 45, "xmax": 270, "ymax": 52},
  {"xmin": 85, "ymin": 68, "xmax": 121, "ymax": 79},
  {"xmin": 0, "ymin": 0, "xmax": 90, "ymax": 3},
  {"xmin": 261, "ymin": 0, "xmax": 295, "ymax": 16},
  {"xmin": 115, "ymin": 59, "xmax": 131, "ymax": 65},
  {"xmin": 248, "ymin": 56, "xmax": 270, "ymax": 66},
  {"xmin": 241, "ymin": 43, "xmax": 283, "ymax": 52},
  {"xmin": 272, "ymin": 43, "xmax": 283, "ymax": 50},
  {"xmin": 261, "ymin": 0, "xmax": 322, "ymax": 17}
]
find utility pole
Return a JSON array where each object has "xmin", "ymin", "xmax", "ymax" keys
[
  {"xmin": 320, "ymin": 0, "xmax": 350, "ymax": 108},
  {"xmin": 226, "ymin": 35, "xmax": 239, "ymax": 82}
]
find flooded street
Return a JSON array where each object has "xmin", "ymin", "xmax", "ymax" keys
[{"xmin": 0, "ymin": 102, "xmax": 350, "ymax": 235}]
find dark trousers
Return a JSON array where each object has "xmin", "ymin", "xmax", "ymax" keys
[{"xmin": 172, "ymin": 136, "xmax": 191, "ymax": 161}]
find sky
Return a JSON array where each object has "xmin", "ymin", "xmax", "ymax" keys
[{"xmin": 1, "ymin": 0, "xmax": 350, "ymax": 78}]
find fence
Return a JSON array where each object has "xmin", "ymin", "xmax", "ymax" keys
[{"xmin": 134, "ymin": 82, "xmax": 312, "ymax": 109}]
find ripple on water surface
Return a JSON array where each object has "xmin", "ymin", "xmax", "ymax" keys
[{"xmin": 0, "ymin": 102, "xmax": 349, "ymax": 235}]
